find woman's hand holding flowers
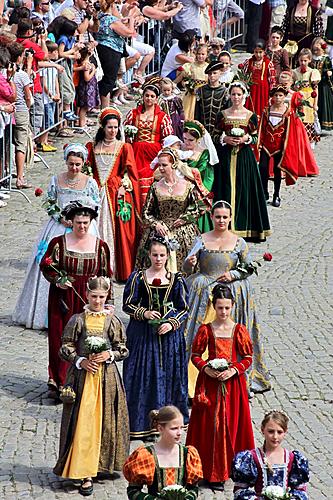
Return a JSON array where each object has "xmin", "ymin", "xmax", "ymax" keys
[
  {"xmin": 80, "ymin": 358, "xmax": 99, "ymax": 374},
  {"xmin": 144, "ymin": 310, "xmax": 161, "ymax": 320},
  {"xmin": 218, "ymin": 271, "xmax": 232, "ymax": 282},
  {"xmin": 204, "ymin": 366, "xmax": 221, "ymax": 378},
  {"xmin": 218, "ymin": 367, "xmax": 237, "ymax": 381},
  {"xmin": 90, "ymin": 351, "xmax": 111, "ymax": 363},
  {"xmin": 158, "ymin": 322, "xmax": 172, "ymax": 335}
]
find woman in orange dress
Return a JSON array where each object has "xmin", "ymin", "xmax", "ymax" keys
[
  {"xmin": 186, "ymin": 285, "xmax": 255, "ymax": 493},
  {"xmin": 123, "ymin": 406, "xmax": 203, "ymax": 498},
  {"xmin": 86, "ymin": 107, "xmax": 142, "ymax": 282},
  {"xmin": 123, "ymin": 81, "xmax": 173, "ymax": 208}
]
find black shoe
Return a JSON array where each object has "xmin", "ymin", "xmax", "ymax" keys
[
  {"xmin": 79, "ymin": 478, "xmax": 93, "ymax": 496},
  {"xmin": 208, "ymin": 482, "xmax": 225, "ymax": 491},
  {"xmin": 271, "ymin": 196, "xmax": 281, "ymax": 207}
]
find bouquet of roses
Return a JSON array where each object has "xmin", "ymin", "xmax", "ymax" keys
[
  {"xmin": 84, "ymin": 336, "xmax": 109, "ymax": 354},
  {"xmin": 183, "ymin": 76, "xmax": 205, "ymax": 95},
  {"xmin": 262, "ymin": 485, "xmax": 291, "ymax": 499},
  {"xmin": 207, "ymin": 358, "xmax": 230, "ymax": 396},
  {"xmin": 159, "ymin": 485, "xmax": 188, "ymax": 499},
  {"xmin": 124, "ymin": 125, "xmax": 138, "ymax": 143}
]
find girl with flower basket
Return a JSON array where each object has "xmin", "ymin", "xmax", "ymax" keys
[
  {"xmin": 124, "ymin": 406, "xmax": 203, "ymax": 499},
  {"xmin": 232, "ymin": 410, "xmax": 310, "ymax": 499},
  {"xmin": 123, "ymin": 237, "xmax": 189, "ymax": 440},
  {"xmin": 53, "ymin": 276, "xmax": 129, "ymax": 497},
  {"xmin": 186, "ymin": 284, "xmax": 255, "ymax": 493}
]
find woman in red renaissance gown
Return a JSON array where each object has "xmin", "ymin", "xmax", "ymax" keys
[
  {"xmin": 40, "ymin": 202, "xmax": 113, "ymax": 398},
  {"xmin": 124, "ymin": 81, "xmax": 173, "ymax": 208},
  {"xmin": 86, "ymin": 107, "xmax": 142, "ymax": 282},
  {"xmin": 186, "ymin": 285, "xmax": 255, "ymax": 492}
]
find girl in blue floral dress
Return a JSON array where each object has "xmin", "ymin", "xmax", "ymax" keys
[{"xmin": 232, "ymin": 410, "xmax": 309, "ymax": 499}]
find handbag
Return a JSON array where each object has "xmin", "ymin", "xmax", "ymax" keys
[
  {"xmin": 93, "ymin": 48, "xmax": 104, "ymax": 82},
  {"xmin": 283, "ymin": 40, "xmax": 298, "ymax": 56}
]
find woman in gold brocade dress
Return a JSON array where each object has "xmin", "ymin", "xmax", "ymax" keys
[
  {"xmin": 53, "ymin": 277, "xmax": 129, "ymax": 497},
  {"xmin": 136, "ymin": 148, "xmax": 211, "ymax": 272}
]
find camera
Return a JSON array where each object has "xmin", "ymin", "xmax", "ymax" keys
[
  {"xmin": 34, "ymin": 25, "xmax": 46, "ymax": 35},
  {"xmin": 94, "ymin": 1, "xmax": 101, "ymax": 11},
  {"xmin": 25, "ymin": 48, "xmax": 35, "ymax": 57}
]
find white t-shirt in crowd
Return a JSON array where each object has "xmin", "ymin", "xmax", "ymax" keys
[{"xmin": 161, "ymin": 42, "xmax": 183, "ymax": 77}]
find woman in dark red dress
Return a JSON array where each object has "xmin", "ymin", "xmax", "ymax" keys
[
  {"xmin": 244, "ymin": 40, "xmax": 276, "ymax": 121},
  {"xmin": 123, "ymin": 81, "xmax": 173, "ymax": 208},
  {"xmin": 40, "ymin": 202, "xmax": 113, "ymax": 399},
  {"xmin": 186, "ymin": 285, "xmax": 255, "ymax": 493}
]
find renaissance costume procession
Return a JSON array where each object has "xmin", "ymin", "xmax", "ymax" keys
[{"xmin": 14, "ymin": 33, "xmax": 330, "ymax": 496}]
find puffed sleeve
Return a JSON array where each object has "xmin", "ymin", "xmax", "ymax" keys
[
  {"xmin": 185, "ymin": 445, "xmax": 203, "ymax": 485},
  {"xmin": 229, "ymin": 238, "xmax": 253, "ymax": 281},
  {"xmin": 123, "ymin": 108, "xmax": 134, "ymax": 127},
  {"xmin": 191, "ymin": 325, "xmax": 210, "ymax": 371},
  {"xmin": 59, "ymin": 314, "xmax": 83, "ymax": 364},
  {"xmin": 288, "ymin": 451, "xmax": 310, "ymax": 500},
  {"xmin": 123, "ymin": 271, "xmax": 148, "ymax": 321},
  {"xmin": 107, "ymin": 315, "xmax": 129, "ymax": 362},
  {"xmin": 161, "ymin": 112, "xmax": 174, "ymax": 138},
  {"xmin": 40, "ymin": 237, "xmax": 61, "ymax": 284},
  {"xmin": 232, "ymin": 325, "xmax": 253, "ymax": 375},
  {"xmin": 45, "ymin": 176, "xmax": 61, "ymax": 222},
  {"xmin": 163, "ymin": 273, "xmax": 188, "ymax": 330},
  {"xmin": 310, "ymin": 68, "xmax": 321, "ymax": 83},
  {"xmin": 123, "ymin": 446, "xmax": 156, "ymax": 499},
  {"xmin": 231, "ymin": 450, "xmax": 258, "ymax": 500},
  {"xmin": 87, "ymin": 177, "xmax": 100, "ymax": 207},
  {"xmin": 142, "ymin": 183, "xmax": 159, "ymax": 228}
]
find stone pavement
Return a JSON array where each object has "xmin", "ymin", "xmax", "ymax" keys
[{"xmin": 0, "ymin": 113, "xmax": 332, "ymax": 499}]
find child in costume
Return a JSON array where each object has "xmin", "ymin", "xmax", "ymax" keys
[
  {"xmin": 311, "ymin": 37, "xmax": 333, "ymax": 131},
  {"xmin": 53, "ymin": 276, "xmax": 129, "ymax": 497},
  {"xmin": 181, "ymin": 44, "xmax": 209, "ymax": 120},
  {"xmin": 292, "ymin": 48, "xmax": 321, "ymax": 148},
  {"xmin": 265, "ymin": 26, "xmax": 290, "ymax": 79},
  {"xmin": 232, "ymin": 410, "xmax": 310, "ymax": 499},
  {"xmin": 123, "ymin": 406, "xmax": 203, "ymax": 498},
  {"xmin": 186, "ymin": 285, "xmax": 255, "ymax": 493},
  {"xmin": 218, "ymin": 50, "xmax": 235, "ymax": 87},
  {"xmin": 159, "ymin": 77, "xmax": 185, "ymax": 139}
]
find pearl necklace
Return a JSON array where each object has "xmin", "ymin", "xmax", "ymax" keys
[
  {"xmin": 99, "ymin": 140, "xmax": 117, "ymax": 167},
  {"xmin": 65, "ymin": 175, "xmax": 81, "ymax": 189},
  {"xmin": 163, "ymin": 177, "xmax": 177, "ymax": 194}
]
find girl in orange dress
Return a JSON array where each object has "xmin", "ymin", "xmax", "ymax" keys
[
  {"xmin": 123, "ymin": 406, "xmax": 203, "ymax": 499},
  {"xmin": 186, "ymin": 285, "xmax": 255, "ymax": 493}
]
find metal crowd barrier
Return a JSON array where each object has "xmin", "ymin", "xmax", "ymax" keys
[{"xmin": 214, "ymin": 0, "xmax": 246, "ymax": 47}]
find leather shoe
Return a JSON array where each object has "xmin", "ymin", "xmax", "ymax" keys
[{"xmin": 271, "ymin": 196, "xmax": 281, "ymax": 207}]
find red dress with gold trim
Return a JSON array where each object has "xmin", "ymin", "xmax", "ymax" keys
[
  {"xmin": 244, "ymin": 56, "xmax": 276, "ymax": 120},
  {"xmin": 86, "ymin": 141, "xmax": 142, "ymax": 281},
  {"xmin": 124, "ymin": 104, "xmax": 173, "ymax": 207},
  {"xmin": 186, "ymin": 323, "xmax": 255, "ymax": 483}
]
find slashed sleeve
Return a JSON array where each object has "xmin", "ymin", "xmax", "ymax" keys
[
  {"xmin": 191, "ymin": 325, "xmax": 210, "ymax": 372},
  {"xmin": 107, "ymin": 315, "xmax": 129, "ymax": 361},
  {"xmin": 59, "ymin": 314, "xmax": 83, "ymax": 364},
  {"xmin": 288, "ymin": 451, "xmax": 310, "ymax": 500},
  {"xmin": 161, "ymin": 112, "xmax": 174, "ymax": 138},
  {"xmin": 163, "ymin": 273, "xmax": 189, "ymax": 330},
  {"xmin": 123, "ymin": 446, "xmax": 156, "ymax": 500},
  {"xmin": 182, "ymin": 236, "xmax": 203, "ymax": 274},
  {"xmin": 123, "ymin": 271, "xmax": 148, "ymax": 321},
  {"xmin": 231, "ymin": 450, "xmax": 259, "ymax": 500},
  {"xmin": 232, "ymin": 324, "xmax": 253, "ymax": 375},
  {"xmin": 123, "ymin": 108, "xmax": 135, "ymax": 127},
  {"xmin": 142, "ymin": 184, "xmax": 159, "ymax": 228},
  {"xmin": 40, "ymin": 237, "xmax": 61, "ymax": 284},
  {"xmin": 229, "ymin": 238, "xmax": 253, "ymax": 280}
]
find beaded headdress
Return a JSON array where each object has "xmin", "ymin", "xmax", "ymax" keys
[
  {"xmin": 184, "ymin": 120, "xmax": 205, "ymax": 138},
  {"xmin": 157, "ymin": 147, "xmax": 179, "ymax": 165},
  {"xmin": 228, "ymin": 80, "xmax": 249, "ymax": 98},
  {"xmin": 98, "ymin": 106, "xmax": 122, "ymax": 125},
  {"xmin": 63, "ymin": 143, "xmax": 88, "ymax": 162}
]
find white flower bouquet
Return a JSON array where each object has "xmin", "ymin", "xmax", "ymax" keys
[
  {"xmin": 159, "ymin": 485, "xmax": 188, "ymax": 499},
  {"xmin": 124, "ymin": 125, "xmax": 138, "ymax": 143},
  {"xmin": 207, "ymin": 358, "xmax": 230, "ymax": 396},
  {"xmin": 230, "ymin": 127, "xmax": 245, "ymax": 137},
  {"xmin": 262, "ymin": 485, "xmax": 291, "ymax": 499},
  {"xmin": 84, "ymin": 336, "xmax": 108, "ymax": 354}
]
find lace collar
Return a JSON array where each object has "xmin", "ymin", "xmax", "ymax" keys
[{"xmin": 84, "ymin": 305, "xmax": 111, "ymax": 316}]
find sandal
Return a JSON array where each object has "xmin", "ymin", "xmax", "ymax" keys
[
  {"xmin": 16, "ymin": 179, "xmax": 32, "ymax": 189},
  {"xmin": 57, "ymin": 128, "xmax": 75, "ymax": 138},
  {"xmin": 79, "ymin": 478, "xmax": 93, "ymax": 496}
]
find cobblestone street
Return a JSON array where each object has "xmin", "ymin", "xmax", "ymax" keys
[{"xmin": 0, "ymin": 120, "xmax": 332, "ymax": 499}]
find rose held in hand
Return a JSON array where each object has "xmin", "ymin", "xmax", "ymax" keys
[{"xmin": 44, "ymin": 257, "xmax": 53, "ymax": 266}]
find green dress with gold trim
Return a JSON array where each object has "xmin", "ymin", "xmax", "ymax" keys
[
  {"xmin": 214, "ymin": 110, "xmax": 271, "ymax": 242},
  {"xmin": 186, "ymin": 149, "xmax": 214, "ymax": 233}
]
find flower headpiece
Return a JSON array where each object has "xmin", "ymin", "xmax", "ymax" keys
[
  {"xmin": 149, "ymin": 234, "xmax": 180, "ymax": 252},
  {"xmin": 269, "ymin": 85, "xmax": 289, "ymax": 97},
  {"xmin": 63, "ymin": 143, "xmax": 88, "ymax": 162},
  {"xmin": 62, "ymin": 200, "xmax": 99, "ymax": 220},
  {"xmin": 87, "ymin": 275, "xmax": 111, "ymax": 291},
  {"xmin": 184, "ymin": 120, "xmax": 205, "ymax": 138},
  {"xmin": 98, "ymin": 106, "xmax": 122, "ymax": 125},
  {"xmin": 228, "ymin": 80, "xmax": 249, "ymax": 98},
  {"xmin": 264, "ymin": 409, "xmax": 289, "ymax": 420}
]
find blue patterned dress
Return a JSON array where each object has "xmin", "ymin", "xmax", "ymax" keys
[
  {"xmin": 232, "ymin": 448, "xmax": 309, "ymax": 499},
  {"xmin": 183, "ymin": 235, "xmax": 270, "ymax": 395},
  {"xmin": 122, "ymin": 270, "xmax": 189, "ymax": 439}
]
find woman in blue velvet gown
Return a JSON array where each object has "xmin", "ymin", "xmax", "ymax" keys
[{"xmin": 122, "ymin": 236, "xmax": 189, "ymax": 440}]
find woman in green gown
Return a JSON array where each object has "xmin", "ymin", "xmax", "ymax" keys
[
  {"xmin": 214, "ymin": 81, "xmax": 271, "ymax": 242},
  {"xmin": 183, "ymin": 120, "xmax": 215, "ymax": 233}
]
